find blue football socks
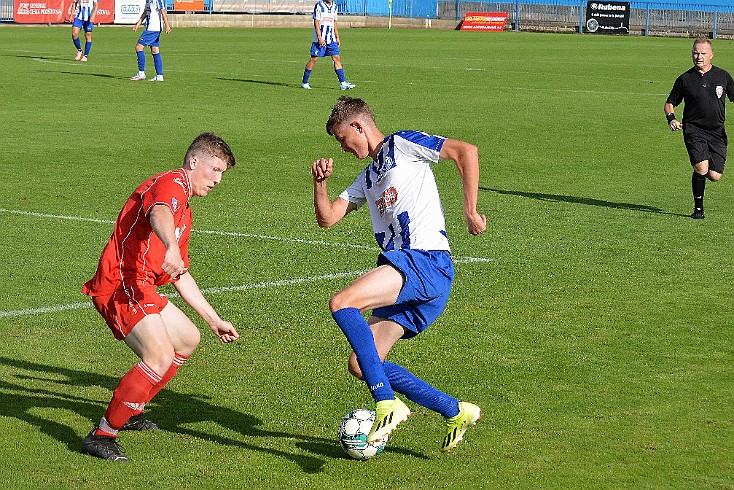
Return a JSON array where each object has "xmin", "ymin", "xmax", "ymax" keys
[
  {"xmin": 84, "ymin": 42, "xmax": 92, "ymax": 57},
  {"xmin": 383, "ymin": 361, "xmax": 460, "ymax": 418},
  {"xmin": 335, "ymin": 68, "xmax": 346, "ymax": 83},
  {"xmin": 332, "ymin": 307, "xmax": 394, "ymax": 402},
  {"xmin": 152, "ymin": 53, "xmax": 163, "ymax": 76},
  {"xmin": 136, "ymin": 50, "xmax": 146, "ymax": 71},
  {"xmin": 73, "ymin": 38, "xmax": 82, "ymax": 51},
  {"xmin": 302, "ymin": 69, "xmax": 312, "ymax": 84}
]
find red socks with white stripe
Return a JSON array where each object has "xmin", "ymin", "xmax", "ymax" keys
[{"xmin": 95, "ymin": 354, "xmax": 188, "ymax": 437}]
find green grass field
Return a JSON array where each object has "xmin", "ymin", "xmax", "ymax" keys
[{"xmin": 0, "ymin": 24, "xmax": 732, "ymax": 488}]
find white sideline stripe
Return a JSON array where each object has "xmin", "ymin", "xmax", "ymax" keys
[
  {"xmin": 0, "ymin": 208, "xmax": 492, "ymax": 261},
  {"xmin": 0, "ymin": 271, "xmax": 366, "ymax": 319},
  {"xmin": 0, "ymin": 208, "xmax": 373, "ymax": 250}
]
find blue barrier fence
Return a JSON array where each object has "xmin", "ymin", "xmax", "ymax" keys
[{"xmin": 3, "ymin": 0, "xmax": 734, "ymax": 36}]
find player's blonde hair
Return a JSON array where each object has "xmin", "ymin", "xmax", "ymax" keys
[
  {"xmin": 326, "ymin": 96, "xmax": 376, "ymax": 136},
  {"xmin": 184, "ymin": 132, "xmax": 236, "ymax": 168},
  {"xmin": 693, "ymin": 36, "xmax": 712, "ymax": 49}
]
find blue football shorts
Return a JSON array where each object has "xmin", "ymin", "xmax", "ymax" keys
[
  {"xmin": 137, "ymin": 30, "xmax": 162, "ymax": 47},
  {"xmin": 310, "ymin": 41, "xmax": 340, "ymax": 57},
  {"xmin": 73, "ymin": 18, "xmax": 94, "ymax": 32},
  {"xmin": 372, "ymin": 249, "xmax": 454, "ymax": 339}
]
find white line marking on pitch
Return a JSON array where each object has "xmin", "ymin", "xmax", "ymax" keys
[
  {"xmin": 0, "ymin": 271, "xmax": 367, "ymax": 318},
  {"xmin": 0, "ymin": 208, "xmax": 493, "ymax": 261},
  {"xmin": 0, "ymin": 209, "xmax": 492, "ymax": 318}
]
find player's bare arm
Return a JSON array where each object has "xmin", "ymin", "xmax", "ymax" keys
[
  {"xmin": 439, "ymin": 139, "xmax": 487, "ymax": 235},
  {"xmin": 314, "ymin": 19, "xmax": 325, "ymax": 46},
  {"xmin": 148, "ymin": 204, "xmax": 185, "ymax": 278},
  {"xmin": 162, "ymin": 9, "xmax": 171, "ymax": 33},
  {"xmin": 173, "ymin": 273, "xmax": 239, "ymax": 343},
  {"xmin": 664, "ymin": 101, "xmax": 682, "ymax": 131},
  {"xmin": 312, "ymin": 158, "xmax": 355, "ymax": 228},
  {"xmin": 133, "ymin": 9, "xmax": 147, "ymax": 31}
]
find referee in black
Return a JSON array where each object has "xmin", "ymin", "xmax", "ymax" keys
[{"xmin": 665, "ymin": 36, "xmax": 734, "ymax": 219}]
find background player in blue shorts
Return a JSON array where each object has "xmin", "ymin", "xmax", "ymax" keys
[
  {"xmin": 311, "ymin": 97, "xmax": 487, "ymax": 452},
  {"xmin": 70, "ymin": 0, "xmax": 98, "ymax": 62},
  {"xmin": 130, "ymin": 0, "xmax": 171, "ymax": 82},
  {"xmin": 301, "ymin": 0, "xmax": 355, "ymax": 91}
]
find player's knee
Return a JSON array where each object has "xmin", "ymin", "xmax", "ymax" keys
[
  {"xmin": 179, "ymin": 326, "xmax": 201, "ymax": 355},
  {"xmin": 329, "ymin": 293, "xmax": 348, "ymax": 313},
  {"xmin": 146, "ymin": 349, "xmax": 175, "ymax": 376},
  {"xmin": 348, "ymin": 355, "xmax": 362, "ymax": 378},
  {"xmin": 709, "ymin": 172, "xmax": 722, "ymax": 181}
]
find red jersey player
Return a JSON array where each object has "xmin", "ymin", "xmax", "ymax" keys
[{"xmin": 80, "ymin": 132, "xmax": 239, "ymax": 462}]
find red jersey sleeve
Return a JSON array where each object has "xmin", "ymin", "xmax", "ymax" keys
[{"xmin": 141, "ymin": 171, "xmax": 190, "ymax": 218}]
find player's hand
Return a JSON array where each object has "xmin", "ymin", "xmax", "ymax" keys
[
  {"xmin": 465, "ymin": 210, "xmax": 487, "ymax": 236},
  {"xmin": 210, "ymin": 319, "xmax": 239, "ymax": 344},
  {"xmin": 669, "ymin": 119, "xmax": 682, "ymax": 131},
  {"xmin": 165, "ymin": 25, "xmax": 171, "ymax": 34},
  {"xmin": 161, "ymin": 247, "xmax": 185, "ymax": 279},
  {"xmin": 133, "ymin": 24, "xmax": 139, "ymax": 32},
  {"xmin": 312, "ymin": 158, "xmax": 333, "ymax": 183}
]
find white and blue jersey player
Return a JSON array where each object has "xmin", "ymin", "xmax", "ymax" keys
[
  {"xmin": 70, "ymin": 0, "xmax": 98, "ymax": 61},
  {"xmin": 312, "ymin": 97, "xmax": 487, "ymax": 452},
  {"xmin": 130, "ymin": 0, "xmax": 171, "ymax": 82},
  {"xmin": 301, "ymin": 0, "xmax": 355, "ymax": 90}
]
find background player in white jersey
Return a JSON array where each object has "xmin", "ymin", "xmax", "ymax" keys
[
  {"xmin": 311, "ymin": 97, "xmax": 486, "ymax": 452},
  {"xmin": 301, "ymin": 0, "xmax": 355, "ymax": 91},
  {"xmin": 130, "ymin": 0, "xmax": 170, "ymax": 82},
  {"xmin": 70, "ymin": 0, "xmax": 98, "ymax": 62}
]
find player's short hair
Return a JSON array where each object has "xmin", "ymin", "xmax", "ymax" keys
[
  {"xmin": 184, "ymin": 132, "xmax": 236, "ymax": 168},
  {"xmin": 693, "ymin": 36, "xmax": 712, "ymax": 49},
  {"xmin": 326, "ymin": 96, "xmax": 376, "ymax": 136}
]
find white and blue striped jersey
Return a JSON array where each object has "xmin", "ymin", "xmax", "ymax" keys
[
  {"xmin": 339, "ymin": 131, "xmax": 451, "ymax": 252},
  {"xmin": 74, "ymin": 0, "xmax": 97, "ymax": 21},
  {"xmin": 144, "ymin": 0, "xmax": 166, "ymax": 32},
  {"xmin": 312, "ymin": 0, "xmax": 338, "ymax": 44}
]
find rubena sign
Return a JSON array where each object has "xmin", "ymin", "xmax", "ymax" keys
[
  {"xmin": 174, "ymin": 0, "xmax": 205, "ymax": 10},
  {"xmin": 15, "ymin": 0, "xmax": 114, "ymax": 23},
  {"xmin": 585, "ymin": 1, "xmax": 630, "ymax": 34},
  {"xmin": 460, "ymin": 12, "xmax": 509, "ymax": 31}
]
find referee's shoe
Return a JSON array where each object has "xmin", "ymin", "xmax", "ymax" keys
[{"xmin": 691, "ymin": 208, "xmax": 705, "ymax": 220}]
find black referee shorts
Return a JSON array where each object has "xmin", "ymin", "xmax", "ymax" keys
[{"xmin": 683, "ymin": 125, "xmax": 728, "ymax": 174}]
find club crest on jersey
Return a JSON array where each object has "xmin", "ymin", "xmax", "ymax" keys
[
  {"xmin": 717, "ymin": 85, "xmax": 724, "ymax": 98},
  {"xmin": 375, "ymin": 186, "xmax": 398, "ymax": 216},
  {"xmin": 171, "ymin": 197, "xmax": 178, "ymax": 211}
]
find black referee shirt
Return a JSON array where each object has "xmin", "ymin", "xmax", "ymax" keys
[{"xmin": 667, "ymin": 65, "xmax": 734, "ymax": 130}]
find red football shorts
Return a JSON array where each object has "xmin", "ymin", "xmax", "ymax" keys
[{"xmin": 91, "ymin": 286, "xmax": 169, "ymax": 340}]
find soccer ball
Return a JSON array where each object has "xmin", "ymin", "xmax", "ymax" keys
[{"xmin": 337, "ymin": 409, "xmax": 387, "ymax": 461}]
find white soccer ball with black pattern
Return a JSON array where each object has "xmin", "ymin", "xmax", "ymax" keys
[{"xmin": 337, "ymin": 408, "xmax": 387, "ymax": 460}]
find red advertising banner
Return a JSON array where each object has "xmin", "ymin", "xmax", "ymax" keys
[
  {"xmin": 174, "ymin": 0, "xmax": 205, "ymax": 10},
  {"xmin": 14, "ymin": 0, "xmax": 65, "ymax": 23},
  {"xmin": 15, "ymin": 0, "xmax": 113, "ymax": 23},
  {"xmin": 93, "ymin": 0, "xmax": 115, "ymax": 23},
  {"xmin": 460, "ymin": 11, "xmax": 509, "ymax": 31}
]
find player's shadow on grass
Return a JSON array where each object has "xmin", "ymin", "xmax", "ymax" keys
[
  {"xmin": 60, "ymin": 71, "xmax": 117, "ymax": 79},
  {"xmin": 0, "ymin": 355, "xmax": 401, "ymax": 473},
  {"xmin": 482, "ymin": 187, "xmax": 688, "ymax": 217},
  {"xmin": 216, "ymin": 77, "xmax": 293, "ymax": 88}
]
